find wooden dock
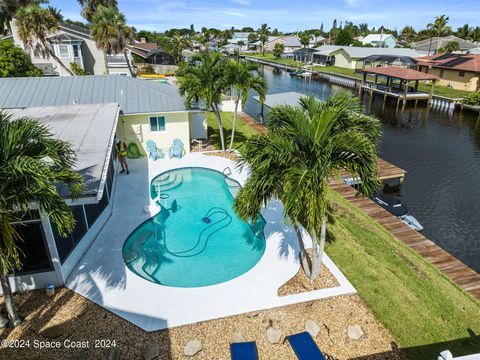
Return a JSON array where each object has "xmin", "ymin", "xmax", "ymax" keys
[{"xmin": 238, "ymin": 112, "xmax": 480, "ymax": 300}]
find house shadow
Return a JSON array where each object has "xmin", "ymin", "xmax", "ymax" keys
[{"xmin": 353, "ymin": 330, "xmax": 480, "ymax": 360}]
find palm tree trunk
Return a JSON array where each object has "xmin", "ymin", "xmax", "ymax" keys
[
  {"xmin": 0, "ymin": 270, "xmax": 22, "ymax": 328},
  {"xmin": 49, "ymin": 50, "xmax": 74, "ymax": 76},
  {"xmin": 294, "ymin": 224, "xmax": 311, "ymax": 277},
  {"xmin": 124, "ymin": 50, "xmax": 135, "ymax": 77},
  {"xmin": 212, "ymin": 103, "xmax": 226, "ymax": 151},
  {"xmin": 229, "ymin": 99, "xmax": 240, "ymax": 150},
  {"xmin": 309, "ymin": 216, "xmax": 327, "ymax": 280}
]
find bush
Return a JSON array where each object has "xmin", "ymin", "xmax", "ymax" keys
[
  {"xmin": 464, "ymin": 91, "xmax": 480, "ymax": 106},
  {"xmin": 0, "ymin": 40, "xmax": 43, "ymax": 77},
  {"xmin": 70, "ymin": 62, "xmax": 89, "ymax": 76}
]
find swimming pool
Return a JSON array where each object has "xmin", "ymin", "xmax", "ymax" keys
[{"xmin": 122, "ymin": 167, "xmax": 266, "ymax": 287}]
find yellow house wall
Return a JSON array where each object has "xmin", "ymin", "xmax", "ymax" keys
[
  {"xmin": 421, "ymin": 67, "xmax": 480, "ymax": 91},
  {"xmin": 333, "ymin": 51, "xmax": 357, "ymax": 69},
  {"xmin": 117, "ymin": 112, "xmax": 191, "ymax": 156}
]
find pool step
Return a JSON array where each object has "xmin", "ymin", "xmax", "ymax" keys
[
  {"xmin": 159, "ymin": 174, "xmax": 183, "ymax": 192},
  {"xmin": 151, "ymin": 174, "xmax": 183, "ymax": 199}
]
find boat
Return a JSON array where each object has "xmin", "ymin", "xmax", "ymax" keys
[
  {"xmin": 371, "ymin": 192, "xmax": 424, "ymax": 231},
  {"xmin": 289, "ymin": 69, "xmax": 313, "ymax": 78}
]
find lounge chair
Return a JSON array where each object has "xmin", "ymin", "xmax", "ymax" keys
[
  {"xmin": 230, "ymin": 341, "xmax": 258, "ymax": 360},
  {"xmin": 169, "ymin": 138, "xmax": 184, "ymax": 159},
  {"xmin": 146, "ymin": 140, "xmax": 164, "ymax": 161},
  {"xmin": 287, "ymin": 332, "xmax": 325, "ymax": 360}
]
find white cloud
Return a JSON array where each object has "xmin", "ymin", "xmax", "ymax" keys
[{"xmin": 232, "ymin": 0, "xmax": 252, "ymax": 5}]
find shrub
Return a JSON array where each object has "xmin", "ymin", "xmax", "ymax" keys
[{"xmin": 464, "ymin": 91, "xmax": 480, "ymax": 106}]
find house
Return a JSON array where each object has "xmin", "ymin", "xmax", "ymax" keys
[
  {"xmin": 228, "ymin": 32, "xmax": 251, "ymax": 51},
  {"xmin": 293, "ymin": 48, "xmax": 319, "ymax": 63},
  {"xmin": 264, "ymin": 36, "xmax": 302, "ymax": 53},
  {"xmin": 0, "ymin": 76, "xmax": 207, "ymax": 291},
  {"xmin": 128, "ymin": 40, "xmax": 176, "ymax": 66},
  {"xmin": 358, "ymin": 34, "xmax": 397, "ymax": 48},
  {"xmin": 10, "ymin": 21, "xmax": 133, "ymax": 76},
  {"xmin": 312, "ymin": 45, "xmax": 421, "ymax": 70},
  {"xmin": 416, "ymin": 53, "xmax": 480, "ymax": 91},
  {"xmin": 411, "ymin": 35, "xmax": 477, "ymax": 56},
  {"xmin": 221, "ymin": 43, "xmax": 241, "ymax": 55},
  {"xmin": 309, "ymin": 35, "xmax": 326, "ymax": 47}
]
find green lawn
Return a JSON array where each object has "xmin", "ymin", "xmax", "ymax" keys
[
  {"xmin": 207, "ymin": 114, "xmax": 480, "ymax": 359},
  {"xmin": 243, "ymin": 52, "xmax": 305, "ymax": 67},
  {"xmin": 206, "ymin": 112, "xmax": 259, "ymax": 152}
]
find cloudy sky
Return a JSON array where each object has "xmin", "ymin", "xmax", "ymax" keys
[{"xmin": 51, "ymin": 0, "xmax": 480, "ymax": 32}]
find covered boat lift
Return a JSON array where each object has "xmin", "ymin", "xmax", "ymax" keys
[{"xmin": 359, "ymin": 66, "xmax": 439, "ymax": 110}]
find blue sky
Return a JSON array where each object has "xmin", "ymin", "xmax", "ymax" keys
[{"xmin": 51, "ymin": 0, "xmax": 480, "ymax": 32}]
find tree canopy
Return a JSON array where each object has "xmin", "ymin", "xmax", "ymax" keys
[{"xmin": 0, "ymin": 40, "xmax": 42, "ymax": 77}]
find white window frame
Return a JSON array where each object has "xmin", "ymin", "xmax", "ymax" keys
[
  {"xmin": 149, "ymin": 116, "xmax": 166, "ymax": 133},
  {"xmin": 58, "ymin": 44, "xmax": 70, "ymax": 59}
]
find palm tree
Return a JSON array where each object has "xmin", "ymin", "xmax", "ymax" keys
[
  {"xmin": 15, "ymin": 3, "xmax": 74, "ymax": 75},
  {"xmin": 400, "ymin": 26, "xmax": 416, "ymax": 44},
  {"xmin": 0, "ymin": 111, "xmax": 83, "ymax": 327},
  {"xmin": 299, "ymin": 32, "xmax": 310, "ymax": 48},
  {"xmin": 77, "ymin": 0, "xmax": 117, "ymax": 22},
  {"xmin": 90, "ymin": 5, "xmax": 134, "ymax": 77},
  {"xmin": 234, "ymin": 94, "xmax": 381, "ymax": 280},
  {"xmin": 164, "ymin": 34, "xmax": 191, "ymax": 64},
  {"xmin": 427, "ymin": 15, "xmax": 452, "ymax": 55},
  {"xmin": 456, "ymin": 24, "xmax": 472, "ymax": 40},
  {"xmin": 258, "ymin": 23, "xmax": 270, "ymax": 56},
  {"xmin": 468, "ymin": 27, "xmax": 480, "ymax": 43},
  {"xmin": 225, "ymin": 61, "xmax": 267, "ymax": 150},
  {"xmin": 177, "ymin": 52, "xmax": 229, "ymax": 151}
]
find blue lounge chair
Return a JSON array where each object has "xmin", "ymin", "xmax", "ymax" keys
[
  {"xmin": 146, "ymin": 140, "xmax": 164, "ymax": 161},
  {"xmin": 169, "ymin": 138, "xmax": 184, "ymax": 159},
  {"xmin": 287, "ymin": 332, "xmax": 325, "ymax": 360},
  {"xmin": 230, "ymin": 341, "xmax": 258, "ymax": 360}
]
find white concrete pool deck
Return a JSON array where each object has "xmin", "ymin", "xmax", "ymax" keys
[{"xmin": 66, "ymin": 153, "xmax": 356, "ymax": 332}]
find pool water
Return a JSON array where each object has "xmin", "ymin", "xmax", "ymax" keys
[{"xmin": 122, "ymin": 167, "xmax": 266, "ymax": 287}]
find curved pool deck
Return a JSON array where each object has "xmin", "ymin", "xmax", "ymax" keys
[{"xmin": 66, "ymin": 152, "xmax": 355, "ymax": 331}]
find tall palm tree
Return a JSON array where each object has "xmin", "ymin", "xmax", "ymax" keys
[
  {"xmin": 77, "ymin": 0, "xmax": 117, "ymax": 22},
  {"xmin": 234, "ymin": 95, "xmax": 381, "ymax": 280},
  {"xmin": 15, "ymin": 3, "xmax": 74, "ymax": 75},
  {"xmin": 225, "ymin": 61, "xmax": 267, "ymax": 150},
  {"xmin": 90, "ymin": 5, "xmax": 134, "ymax": 77},
  {"xmin": 258, "ymin": 23, "xmax": 270, "ymax": 56},
  {"xmin": 427, "ymin": 15, "xmax": 452, "ymax": 55},
  {"xmin": 164, "ymin": 34, "xmax": 191, "ymax": 64},
  {"xmin": 401, "ymin": 25, "xmax": 416, "ymax": 44},
  {"xmin": 456, "ymin": 24, "xmax": 472, "ymax": 40},
  {"xmin": 0, "ymin": 111, "xmax": 83, "ymax": 327},
  {"xmin": 468, "ymin": 26, "xmax": 480, "ymax": 43},
  {"xmin": 177, "ymin": 52, "xmax": 229, "ymax": 151}
]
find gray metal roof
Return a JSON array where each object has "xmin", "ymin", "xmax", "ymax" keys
[
  {"xmin": 412, "ymin": 36, "xmax": 476, "ymax": 52},
  {"xmin": 8, "ymin": 103, "xmax": 119, "ymax": 199},
  {"xmin": 253, "ymin": 92, "xmax": 305, "ymax": 108},
  {"xmin": 0, "ymin": 76, "xmax": 186, "ymax": 114}
]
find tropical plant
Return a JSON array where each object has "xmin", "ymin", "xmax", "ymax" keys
[
  {"xmin": 299, "ymin": 32, "xmax": 310, "ymax": 48},
  {"xmin": 464, "ymin": 91, "xmax": 480, "ymax": 106},
  {"xmin": 15, "ymin": 3, "xmax": 74, "ymax": 75},
  {"xmin": 438, "ymin": 41, "xmax": 460, "ymax": 53},
  {"xmin": 272, "ymin": 43, "xmax": 285, "ymax": 59},
  {"xmin": 258, "ymin": 23, "xmax": 270, "ymax": 56},
  {"xmin": 456, "ymin": 24, "xmax": 472, "ymax": 40},
  {"xmin": 0, "ymin": 111, "xmax": 83, "ymax": 327},
  {"xmin": 90, "ymin": 5, "xmax": 134, "ymax": 76},
  {"xmin": 234, "ymin": 94, "xmax": 381, "ymax": 280},
  {"xmin": 70, "ymin": 62, "xmax": 89, "ymax": 75},
  {"xmin": 177, "ymin": 52, "xmax": 229, "ymax": 151},
  {"xmin": 427, "ymin": 15, "xmax": 452, "ymax": 54},
  {"xmin": 0, "ymin": 40, "xmax": 43, "ymax": 77},
  {"xmin": 469, "ymin": 27, "xmax": 480, "ymax": 43},
  {"xmin": 161, "ymin": 34, "xmax": 191, "ymax": 64},
  {"xmin": 224, "ymin": 61, "xmax": 267, "ymax": 150},
  {"xmin": 401, "ymin": 26, "xmax": 416, "ymax": 44},
  {"xmin": 77, "ymin": 0, "xmax": 117, "ymax": 22}
]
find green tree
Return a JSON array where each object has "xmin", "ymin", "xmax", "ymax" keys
[
  {"xmin": 456, "ymin": 24, "xmax": 472, "ymax": 39},
  {"xmin": 258, "ymin": 23, "xmax": 270, "ymax": 56},
  {"xmin": 15, "ymin": 3, "xmax": 74, "ymax": 75},
  {"xmin": 427, "ymin": 15, "xmax": 452, "ymax": 55},
  {"xmin": 300, "ymin": 32, "xmax": 310, "ymax": 48},
  {"xmin": 70, "ymin": 62, "xmax": 89, "ymax": 75},
  {"xmin": 224, "ymin": 61, "xmax": 267, "ymax": 150},
  {"xmin": 177, "ymin": 52, "xmax": 229, "ymax": 151},
  {"xmin": 438, "ymin": 41, "xmax": 460, "ymax": 53},
  {"xmin": 234, "ymin": 95, "xmax": 380, "ymax": 280},
  {"xmin": 161, "ymin": 34, "xmax": 191, "ymax": 64},
  {"xmin": 77, "ymin": 0, "xmax": 117, "ymax": 22},
  {"xmin": 334, "ymin": 28, "xmax": 353, "ymax": 45},
  {"xmin": 90, "ymin": 5, "xmax": 134, "ymax": 76},
  {"xmin": 272, "ymin": 43, "xmax": 285, "ymax": 59},
  {"xmin": 469, "ymin": 27, "xmax": 480, "ymax": 43},
  {"xmin": 0, "ymin": 40, "xmax": 43, "ymax": 77},
  {"xmin": 401, "ymin": 26, "xmax": 416, "ymax": 44},
  {"xmin": 0, "ymin": 111, "xmax": 83, "ymax": 327}
]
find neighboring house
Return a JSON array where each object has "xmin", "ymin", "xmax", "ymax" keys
[
  {"xmin": 358, "ymin": 34, "xmax": 397, "ymax": 48},
  {"xmin": 312, "ymin": 45, "xmax": 421, "ymax": 70},
  {"xmin": 10, "ymin": 20, "xmax": 133, "ymax": 76},
  {"xmin": 411, "ymin": 35, "xmax": 477, "ymax": 56},
  {"xmin": 264, "ymin": 36, "xmax": 302, "ymax": 53},
  {"xmin": 228, "ymin": 32, "xmax": 251, "ymax": 51},
  {"xmin": 221, "ymin": 44, "xmax": 241, "ymax": 55},
  {"xmin": 417, "ymin": 53, "xmax": 480, "ymax": 91},
  {"xmin": 309, "ymin": 35, "xmax": 326, "ymax": 47},
  {"xmin": 293, "ymin": 48, "xmax": 319, "ymax": 62},
  {"xmin": 128, "ymin": 40, "xmax": 176, "ymax": 65}
]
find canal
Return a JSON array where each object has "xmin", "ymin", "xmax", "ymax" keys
[{"xmin": 244, "ymin": 65, "xmax": 480, "ymax": 273}]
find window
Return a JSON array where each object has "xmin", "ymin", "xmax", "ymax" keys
[
  {"xmin": 439, "ymin": 69, "xmax": 444, "ymax": 78},
  {"xmin": 58, "ymin": 44, "xmax": 69, "ymax": 58},
  {"xmin": 14, "ymin": 222, "xmax": 53, "ymax": 274},
  {"xmin": 149, "ymin": 116, "xmax": 166, "ymax": 132},
  {"xmin": 72, "ymin": 44, "xmax": 80, "ymax": 58},
  {"xmin": 459, "ymin": 71, "xmax": 465, "ymax": 77},
  {"xmin": 52, "ymin": 205, "xmax": 88, "ymax": 263}
]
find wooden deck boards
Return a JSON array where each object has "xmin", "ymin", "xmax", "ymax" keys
[{"xmin": 238, "ymin": 111, "xmax": 480, "ymax": 300}]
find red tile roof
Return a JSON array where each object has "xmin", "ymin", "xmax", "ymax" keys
[
  {"xmin": 416, "ymin": 53, "xmax": 480, "ymax": 73},
  {"xmin": 362, "ymin": 66, "xmax": 439, "ymax": 81}
]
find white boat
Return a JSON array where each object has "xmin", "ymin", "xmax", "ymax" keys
[{"xmin": 371, "ymin": 192, "xmax": 424, "ymax": 232}]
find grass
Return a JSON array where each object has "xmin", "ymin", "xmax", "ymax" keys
[
  {"xmin": 243, "ymin": 52, "xmax": 305, "ymax": 67},
  {"xmin": 206, "ymin": 112, "xmax": 259, "ymax": 152},
  {"xmin": 207, "ymin": 114, "xmax": 480, "ymax": 359}
]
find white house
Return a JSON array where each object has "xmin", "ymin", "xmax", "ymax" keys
[
  {"xmin": 359, "ymin": 34, "xmax": 397, "ymax": 48},
  {"xmin": 228, "ymin": 32, "xmax": 251, "ymax": 51}
]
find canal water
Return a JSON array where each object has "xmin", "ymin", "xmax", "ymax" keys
[{"xmin": 244, "ymin": 65, "xmax": 480, "ymax": 273}]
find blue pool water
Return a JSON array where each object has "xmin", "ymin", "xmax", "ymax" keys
[{"xmin": 122, "ymin": 167, "xmax": 266, "ymax": 287}]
